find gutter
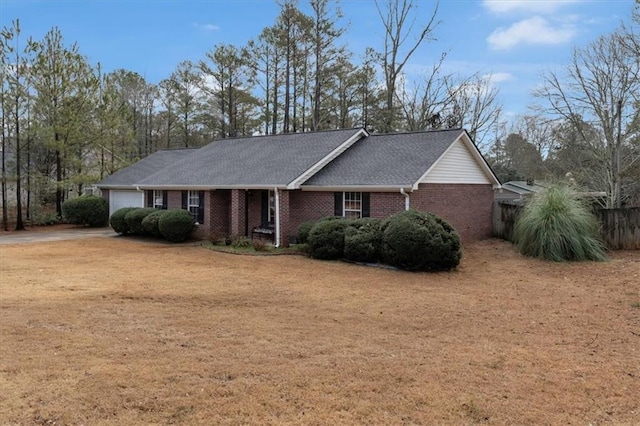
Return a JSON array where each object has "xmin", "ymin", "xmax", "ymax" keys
[{"xmin": 274, "ymin": 187, "xmax": 281, "ymax": 248}]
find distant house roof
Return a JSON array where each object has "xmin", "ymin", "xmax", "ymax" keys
[
  {"xmin": 501, "ymin": 181, "xmax": 548, "ymax": 196},
  {"xmin": 304, "ymin": 129, "xmax": 466, "ymax": 188},
  {"xmin": 97, "ymin": 149, "xmax": 195, "ymax": 188},
  {"xmin": 96, "ymin": 128, "xmax": 500, "ymax": 191}
]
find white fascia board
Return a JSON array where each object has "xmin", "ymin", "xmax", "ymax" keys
[
  {"xmin": 95, "ymin": 185, "xmax": 138, "ymax": 190},
  {"xmin": 286, "ymin": 128, "xmax": 370, "ymax": 190},
  {"xmin": 411, "ymin": 131, "xmax": 502, "ymax": 190},
  {"xmin": 137, "ymin": 184, "xmax": 288, "ymax": 191},
  {"xmin": 301, "ymin": 185, "xmax": 412, "ymax": 193}
]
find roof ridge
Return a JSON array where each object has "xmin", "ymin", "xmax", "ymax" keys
[
  {"xmin": 370, "ymin": 128, "xmax": 464, "ymax": 137},
  {"xmin": 209, "ymin": 127, "xmax": 366, "ymax": 143}
]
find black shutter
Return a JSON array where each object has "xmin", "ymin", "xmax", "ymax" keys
[
  {"xmin": 162, "ymin": 191, "xmax": 168, "ymax": 209},
  {"xmin": 261, "ymin": 190, "xmax": 269, "ymax": 225},
  {"xmin": 181, "ymin": 191, "xmax": 187, "ymax": 210},
  {"xmin": 362, "ymin": 192, "xmax": 370, "ymax": 218},
  {"xmin": 146, "ymin": 191, "xmax": 153, "ymax": 208},
  {"xmin": 334, "ymin": 192, "xmax": 343, "ymax": 217},
  {"xmin": 198, "ymin": 191, "xmax": 205, "ymax": 224}
]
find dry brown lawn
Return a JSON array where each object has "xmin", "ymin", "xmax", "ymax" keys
[{"xmin": 0, "ymin": 234, "xmax": 639, "ymax": 425}]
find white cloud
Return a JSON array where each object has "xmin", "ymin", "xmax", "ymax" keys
[
  {"xmin": 485, "ymin": 72, "xmax": 514, "ymax": 84},
  {"xmin": 193, "ymin": 22, "xmax": 220, "ymax": 32},
  {"xmin": 487, "ymin": 16, "xmax": 576, "ymax": 50},
  {"xmin": 483, "ymin": 0, "xmax": 581, "ymax": 15}
]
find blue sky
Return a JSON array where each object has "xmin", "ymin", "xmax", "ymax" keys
[{"xmin": 1, "ymin": 0, "xmax": 635, "ymax": 120}]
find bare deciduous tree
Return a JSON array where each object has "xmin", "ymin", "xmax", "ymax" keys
[
  {"xmin": 534, "ymin": 29, "xmax": 640, "ymax": 208},
  {"xmin": 375, "ymin": 0, "xmax": 439, "ymax": 132}
]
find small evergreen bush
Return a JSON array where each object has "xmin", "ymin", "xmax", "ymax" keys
[
  {"xmin": 32, "ymin": 212, "xmax": 60, "ymax": 226},
  {"xmin": 231, "ymin": 235, "xmax": 253, "ymax": 248},
  {"xmin": 124, "ymin": 207, "xmax": 157, "ymax": 235},
  {"xmin": 513, "ymin": 185, "xmax": 607, "ymax": 261},
  {"xmin": 141, "ymin": 210, "xmax": 167, "ymax": 237},
  {"xmin": 344, "ymin": 218, "xmax": 382, "ymax": 263},
  {"xmin": 110, "ymin": 207, "xmax": 139, "ymax": 234},
  {"xmin": 158, "ymin": 209, "xmax": 195, "ymax": 243},
  {"xmin": 381, "ymin": 209, "xmax": 462, "ymax": 271},
  {"xmin": 62, "ymin": 195, "xmax": 109, "ymax": 227},
  {"xmin": 307, "ymin": 217, "xmax": 350, "ymax": 260},
  {"xmin": 252, "ymin": 238, "xmax": 269, "ymax": 252},
  {"xmin": 296, "ymin": 220, "xmax": 315, "ymax": 244}
]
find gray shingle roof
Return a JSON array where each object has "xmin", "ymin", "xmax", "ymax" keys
[
  {"xmin": 136, "ymin": 128, "xmax": 365, "ymax": 188},
  {"xmin": 303, "ymin": 129, "xmax": 464, "ymax": 187},
  {"xmin": 96, "ymin": 149, "xmax": 195, "ymax": 187}
]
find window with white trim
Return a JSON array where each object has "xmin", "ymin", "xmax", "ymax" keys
[
  {"xmin": 343, "ymin": 192, "xmax": 362, "ymax": 219},
  {"xmin": 153, "ymin": 190, "xmax": 164, "ymax": 209},
  {"xmin": 188, "ymin": 190, "xmax": 200, "ymax": 223}
]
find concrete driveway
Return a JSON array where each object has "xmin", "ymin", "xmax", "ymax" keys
[{"xmin": 0, "ymin": 227, "xmax": 117, "ymax": 245}]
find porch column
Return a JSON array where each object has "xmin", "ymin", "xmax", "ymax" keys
[
  {"xmin": 277, "ymin": 189, "xmax": 290, "ymax": 247},
  {"xmin": 230, "ymin": 189, "xmax": 246, "ymax": 237}
]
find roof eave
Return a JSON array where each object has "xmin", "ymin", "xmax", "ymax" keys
[{"xmin": 301, "ymin": 184, "xmax": 413, "ymax": 193}]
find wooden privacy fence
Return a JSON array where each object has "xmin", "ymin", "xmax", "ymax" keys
[
  {"xmin": 493, "ymin": 202, "xmax": 640, "ymax": 250},
  {"xmin": 596, "ymin": 208, "xmax": 640, "ymax": 250}
]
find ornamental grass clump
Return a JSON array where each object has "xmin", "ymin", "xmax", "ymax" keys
[{"xmin": 513, "ymin": 186, "xmax": 607, "ymax": 262}]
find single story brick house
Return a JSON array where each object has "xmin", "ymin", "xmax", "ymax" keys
[{"xmin": 96, "ymin": 128, "xmax": 501, "ymax": 246}]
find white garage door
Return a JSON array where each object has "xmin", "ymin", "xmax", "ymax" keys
[{"xmin": 109, "ymin": 190, "xmax": 144, "ymax": 215}]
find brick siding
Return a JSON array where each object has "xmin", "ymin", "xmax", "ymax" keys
[
  {"xmin": 206, "ymin": 190, "xmax": 230, "ymax": 240},
  {"xmin": 289, "ymin": 191, "xmax": 334, "ymax": 236},
  {"xmin": 158, "ymin": 185, "xmax": 493, "ymax": 244},
  {"xmin": 409, "ymin": 183, "xmax": 494, "ymax": 242},
  {"xmin": 167, "ymin": 191, "xmax": 183, "ymax": 210}
]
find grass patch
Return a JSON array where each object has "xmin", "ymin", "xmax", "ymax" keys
[{"xmin": 201, "ymin": 240, "xmax": 306, "ymax": 256}]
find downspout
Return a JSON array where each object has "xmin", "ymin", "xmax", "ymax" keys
[
  {"xmin": 274, "ymin": 187, "xmax": 280, "ymax": 248},
  {"xmin": 400, "ymin": 188, "xmax": 410, "ymax": 211}
]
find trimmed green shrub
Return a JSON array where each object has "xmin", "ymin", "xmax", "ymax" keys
[
  {"xmin": 110, "ymin": 207, "xmax": 139, "ymax": 234},
  {"xmin": 344, "ymin": 218, "xmax": 382, "ymax": 263},
  {"xmin": 158, "ymin": 209, "xmax": 195, "ymax": 243},
  {"xmin": 381, "ymin": 209, "xmax": 462, "ymax": 271},
  {"xmin": 307, "ymin": 217, "xmax": 350, "ymax": 260},
  {"xmin": 141, "ymin": 210, "xmax": 167, "ymax": 238},
  {"xmin": 231, "ymin": 235, "xmax": 252, "ymax": 248},
  {"xmin": 124, "ymin": 207, "xmax": 157, "ymax": 235},
  {"xmin": 32, "ymin": 212, "xmax": 60, "ymax": 226},
  {"xmin": 62, "ymin": 195, "xmax": 109, "ymax": 227},
  {"xmin": 296, "ymin": 220, "xmax": 315, "ymax": 244},
  {"xmin": 513, "ymin": 185, "xmax": 607, "ymax": 261}
]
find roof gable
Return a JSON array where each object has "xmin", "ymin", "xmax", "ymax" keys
[
  {"xmin": 419, "ymin": 132, "xmax": 497, "ymax": 187},
  {"xmin": 303, "ymin": 129, "xmax": 488, "ymax": 189}
]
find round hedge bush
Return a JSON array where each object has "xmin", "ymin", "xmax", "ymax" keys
[
  {"xmin": 307, "ymin": 217, "xmax": 350, "ymax": 260},
  {"xmin": 62, "ymin": 195, "xmax": 109, "ymax": 227},
  {"xmin": 110, "ymin": 207, "xmax": 139, "ymax": 234},
  {"xmin": 296, "ymin": 220, "xmax": 315, "ymax": 244},
  {"xmin": 141, "ymin": 210, "xmax": 167, "ymax": 238},
  {"xmin": 158, "ymin": 209, "xmax": 195, "ymax": 243},
  {"xmin": 344, "ymin": 218, "xmax": 382, "ymax": 263},
  {"xmin": 381, "ymin": 209, "xmax": 462, "ymax": 271},
  {"xmin": 124, "ymin": 207, "xmax": 157, "ymax": 235}
]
